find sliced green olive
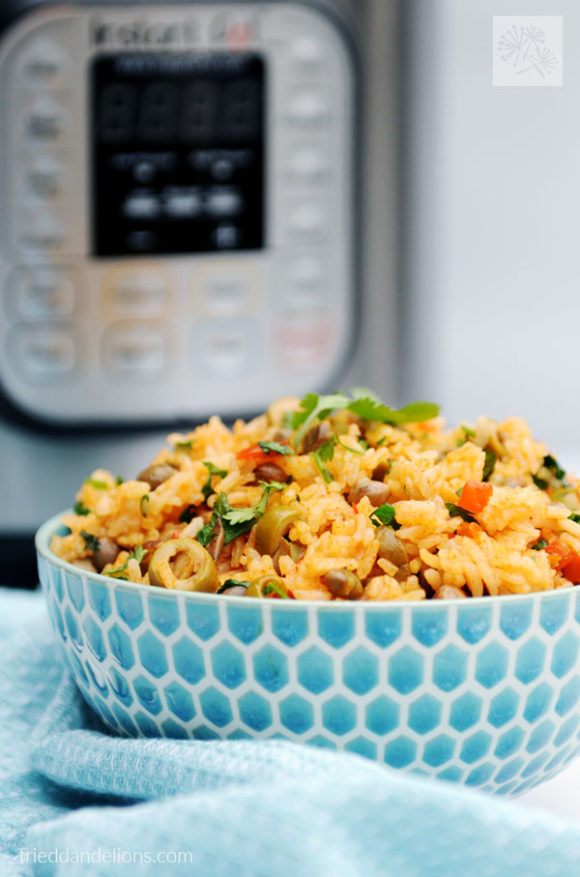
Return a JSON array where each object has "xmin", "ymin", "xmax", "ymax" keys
[
  {"xmin": 245, "ymin": 575, "xmax": 290, "ymax": 599},
  {"xmin": 148, "ymin": 537, "xmax": 218, "ymax": 592},
  {"xmin": 255, "ymin": 507, "xmax": 302, "ymax": 556},
  {"xmin": 323, "ymin": 569, "xmax": 363, "ymax": 600}
]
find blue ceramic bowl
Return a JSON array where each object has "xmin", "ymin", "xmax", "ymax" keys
[{"xmin": 37, "ymin": 513, "xmax": 580, "ymax": 796}]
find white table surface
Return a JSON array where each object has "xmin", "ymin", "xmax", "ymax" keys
[{"xmin": 521, "ymin": 759, "xmax": 580, "ymax": 819}]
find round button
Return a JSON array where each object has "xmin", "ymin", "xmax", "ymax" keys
[
  {"xmin": 102, "ymin": 266, "xmax": 169, "ymax": 320},
  {"xmin": 20, "ymin": 97, "xmax": 69, "ymax": 147},
  {"xmin": 290, "ymin": 37, "xmax": 324, "ymax": 75},
  {"xmin": 191, "ymin": 259, "xmax": 262, "ymax": 316},
  {"xmin": 103, "ymin": 325, "xmax": 166, "ymax": 380},
  {"xmin": 287, "ymin": 202, "xmax": 326, "ymax": 243},
  {"xmin": 285, "ymin": 143, "xmax": 329, "ymax": 187},
  {"xmin": 16, "ymin": 208, "xmax": 68, "ymax": 255},
  {"xmin": 283, "ymin": 255, "xmax": 326, "ymax": 309},
  {"xmin": 190, "ymin": 317, "xmax": 262, "ymax": 376},
  {"xmin": 10, "ymin": 325, "xmax": 77, "ymax": 381},
  {"xmin": 287, "ymin": 90, "xmax": 328, "ymax": 128},
  {"xmin": 21, "ymin": 155, "xmax": 67, "ymax": 202},
  {"xmin": 203, "ymin": 275, "xmax": 249, "ymax": 314},
  {"xmin": 276, "ymin": 311, "xmax": 333, "ymax": 370},
  {"xmin": 17, "ymin": 37, "xmax": 71, "ymax": 89},
  {"xmin": 8, "ymin": 267, "xmax": 75, "ymax": 319}
]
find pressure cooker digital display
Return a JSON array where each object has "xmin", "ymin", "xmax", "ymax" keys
[{"xmin": 93, "ymin": 53, "xmax": 264, "ymax": 256}]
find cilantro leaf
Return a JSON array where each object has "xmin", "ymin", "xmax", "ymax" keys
[
  {"xmin": 104, "ymin": 545, "xmax": 147, "ymax": 579},
  {"xmin": 531, "ymin": 538, "xmax": 548, "ymax": 551},
  {"xmin": 349, "ymin": 397, "xmax": 439, "ymax": 425},
  {"xmin": 311, "ymin": 437, "xmax": 335, "ymax": 483},
  {"xmin": 532, "ymin": 474, "xmax": 549, "ymax": 491},
  {"xmin": 84, "ymin": 478, "xmax": 108, "ymax": 490},
  {"xmin": 197, "ymin": 517, "xmax": 218, "ymax": 547},
  {"xmin": 446, "ymin": 503, "xmax": 477, "ymax": 524},
  {"xmin": 543, "ymin": 454, "xmax": 566, "ymax": 481},
  {"xmin": 202, "ymin": 461, "xmax": 227, "ymax": 502},
  {"xmin": 81, "ymin": 531, "xmax": 100, "ymax": 553},
  {"xmin": 214, "ymin": 483, "xmax": 284, "ymax": 543},
  {"xmin": 370, "ymin": 503, "xmax": 399, "ymax": 528},
  {"xmin": 258, "ymin": 441, "xmax": 294, "ymax": 456},
  {"xmin": 569, "ymin": 513, "xmax": 580, "ymax": 525},
  {"xmin": 483, "ymin": 449, "xmax": 497, "ymax": 482},
  {"xmin": 179, "ymin": 505, "xmax": 197, "ymax": 524},
  {"xmin": 292, "ymin": 393, "xmax": 350, "ymax": 449},
  {"xmin": 336, "ymin": 437, "xmax": 365, "ymax": 455},
  {"xmin": 291, "ymin": 390, "xmax": 440, "ymax": 449},
  {"xmin": 263, "ymin": 580, "xmax": 291, "ymax": 599},
  {"xmin": 173, "ymin": 439, "xmax": 193, "ymax": 450},
  {"xmin": 73, "ymin": 501, "xmax": 90, "ymax": 516},
  {"xmin": 217, "ymin": 579, "xmax": 250, "ymax": 594},
  {"xmin": 223, "ymin": 506, "xmax": 257, "ymax": 526},
  {"xmin": 115, "ymin": 475, "xmax": 124, "ymax": 485}
]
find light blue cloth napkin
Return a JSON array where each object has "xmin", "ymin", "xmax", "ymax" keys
[{"xmin": 3, "ymin": 589, "xmax": 580, "ymax": 877}]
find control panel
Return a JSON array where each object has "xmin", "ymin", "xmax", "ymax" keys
[{"xmin": 0, "ymin": 3, "xmax": 356, "ymax": 423}]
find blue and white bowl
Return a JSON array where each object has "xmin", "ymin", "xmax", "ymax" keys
[{"xmin": 37, "ymin": 513, "xmax": 580, "ymax": 796}]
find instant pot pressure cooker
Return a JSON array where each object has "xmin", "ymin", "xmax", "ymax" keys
[{"xmin": 0, "ymin": 0, "xmax": 398, "ymax": 584}]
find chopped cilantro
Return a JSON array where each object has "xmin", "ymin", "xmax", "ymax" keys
[
  {"xmin": 376, "ymin": 437, "xmax": 387, "ymax": 447},
  {"xmin": 104, "ymin": 546, "xmax": 147, "ymax": 579},
  {"xmin": 543, "ymin": 454, "xmax": 567, "ymax": 481},
  {"xmin": 461, "ymin": 425, "xmax": 476, "ymax": 440},
  {"xmin": 483, "ymin": 449, "xmax": 497, "ymax": 482},
  {"xmin": 140, "ymin": 494, "xmax": 150, "ymax": 516},
  {"xmin": 179, "ymin": 505, "xmax": 197, "ymax": 524},
  {"xmin": 291, "ymin": 390, "xmax": 439, "ymax": 449},
  {"xmin": 173, "ymin": 439, "xmax": 194, "ymax": 450},
  {"xmin": 336, "ymin": 437, "xmax": 365, "ymax": 455},
  {"xmin": 291, "ymin": 392, "xmax": 351, "ymax": 448},
  {"xmin": 569, "ymin": 513, "xmax": 580, "ymax": 525},
  {"xmin": 217, "ymin": 579, "xmax": 250, "ymax": 594},
  {"xmin": 282, "ymin": 411, "xmax": 295, "ymax": 430},
  {"xmin": 311, "ymin": 437, "xmax": 335, "ymax": 483},
  {"xmin": 115, "ymin": 475, "xmax": 124, "ymax": 485},
  {"xmin": 81, "ymin": 531, "xmax": 100, "ymax": 554},
  {"xmin": 531, "ymin": 538, "xmax": 548, "ymax": 551},
  {"xmin": 73, "ymin": 501, "xmax": 90, "ymax": 516},
  {"xmin": 348, "ymin": 389, "xmax": 439, "ymax": 426},
  {"xmin": 212, "ymin": 483, "xmax": 284, "ymax": 544},
  {"xmin": 202, "ymin": 461, "xmax": 227, "ymax": 502},
  {"xmin": 446, "ymin": 503, "xmax": 477, "ymax": 524},
  {"xmin": 258, "ymin": 441, "xmax": 294, "ymax": 456},
  {"xmin": 263, "ymin": 580, "xmax": 291, "ymax": 599},
  {"xmin": 370, "ymin": 503, "xmax": 399, "ymax": 528},
  {"xmin": 197, "ymin": 518, "xmax": 218, "ymax": 547},
  {"xmin": 532, "ymin": 474, "xmax": 549, "ymax": 491},
  {"xmin": 84, "ymin": 478, "xmax": 108, "ymax": 490}
]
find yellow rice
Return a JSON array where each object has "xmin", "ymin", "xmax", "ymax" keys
[{"xmin": 50, "ymin": 397, "xmax": 580, "ymax": 601}]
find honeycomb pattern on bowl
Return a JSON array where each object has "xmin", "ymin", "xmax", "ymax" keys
[{"xmin": 37, "ymin": 515, "xmax": 580, "ymax": 797}]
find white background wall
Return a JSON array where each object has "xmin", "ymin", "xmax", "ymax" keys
[{"xmin": 401, "ymin": 0, "xmax": 580, "ymax": 462}]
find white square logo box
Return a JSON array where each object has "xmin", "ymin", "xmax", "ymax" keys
[{"xmin": 493, "ymin": 16, "xmax": 563, "ymax": 87}]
